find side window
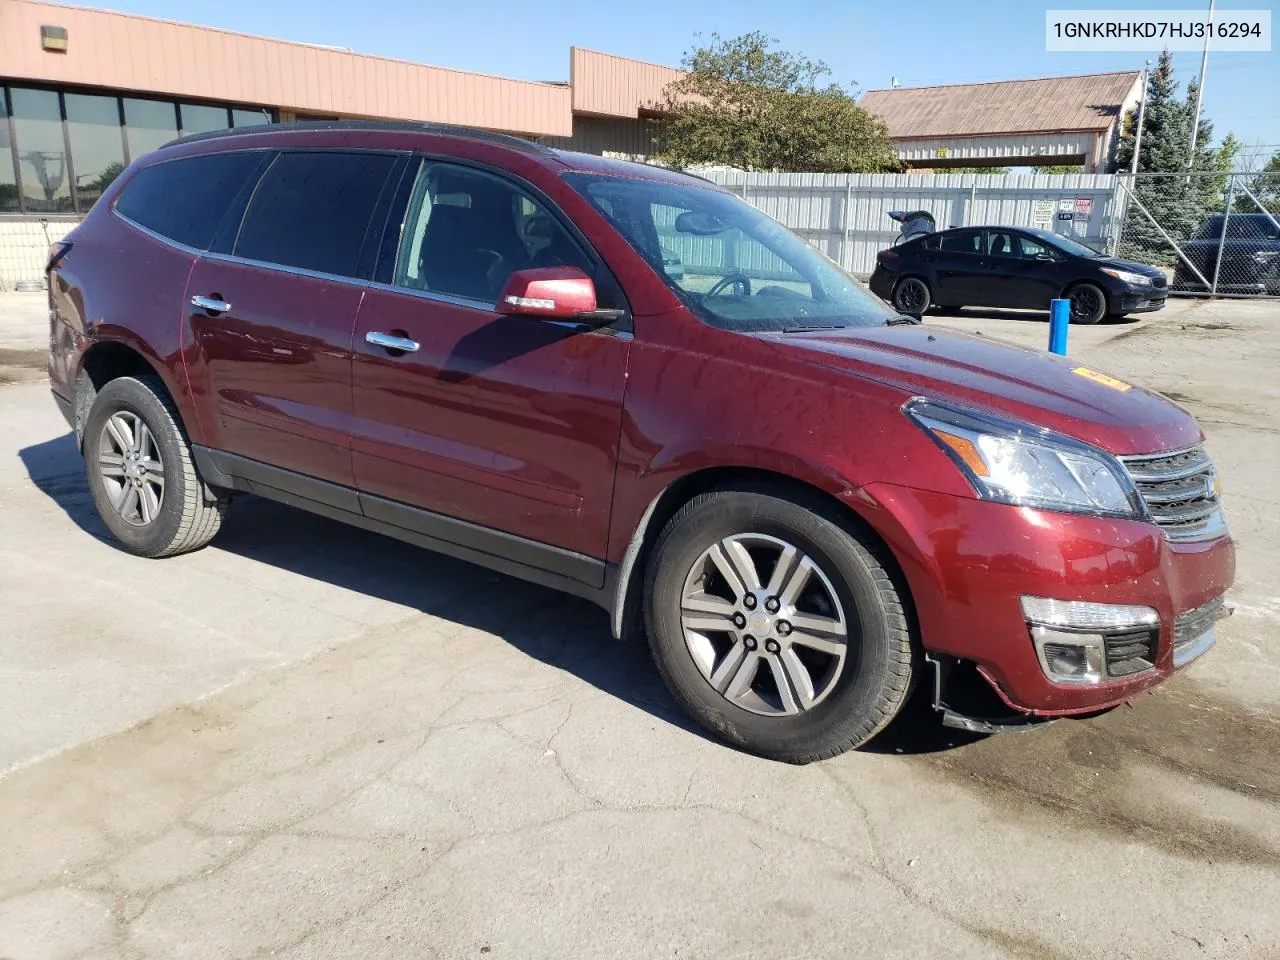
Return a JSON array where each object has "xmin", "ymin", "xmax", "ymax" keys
[
  {"xmin": 234, "ymin": 151, "xmax": 397, "ymax": 278},
  {"xmin": 1018, "ymin": 235, "xmax": 1054, "ymax": 259},
  {"xmin": 985, "ymin": 230, "xmax": 1019, "ymax": 258},
  {"xmin": 939, "ymin": 230, "xmax": 982, "ymax": 254},
  {"xmin": 115, "ymin": 152, "xmax": 266, "ymax": 250},
  {"xmin": 393, "ymin": 162, "xmax": 592, "ymax": 303}
]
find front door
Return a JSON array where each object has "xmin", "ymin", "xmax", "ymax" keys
[
  {"xmin": 350, "ymin": 160, "xmax": 630, "ymax": 565},
  {"xmin": 183, "ymin": 150, "xmax": 400, "ymax": 487}
]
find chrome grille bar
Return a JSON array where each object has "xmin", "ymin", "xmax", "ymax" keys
[{"xmin": 1120, "ymin": 444, "xmax": 1226, "ymax": 542}]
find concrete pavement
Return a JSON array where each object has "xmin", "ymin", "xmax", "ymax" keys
[{"xmin": 2, "ymin": 297, "xmax": 1279, "ymax": 959}]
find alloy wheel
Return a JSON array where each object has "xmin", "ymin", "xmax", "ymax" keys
[
  {"xmin": 1070, "ymin": 287, "xmax": 1102, "ymax": 320},
  {"xmin": 98, "ymin": 411, "xmax": 165, "ymax": 527},
  {"xmin": 679, "ymin": 533, "xmax": 850, "ymax": 716},
  {"xmin": 895, "ymin": 279, "xmax": 927, "ymax": 314}
]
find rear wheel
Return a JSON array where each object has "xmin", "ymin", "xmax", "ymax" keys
[
  {"xmin": 892, "ymin": 277, "xmax": 931, "ymax": 316},
  {"xmin": 83, "ymin": 375, "xmax": 228, "ymax": 557},
  {"xmin": 644, "ymin": 486, "xmax": 916, "ymax": 763},
  {"xmin": 1067, "ymin": 283, "xmax": 1107, "ymax": 324}
]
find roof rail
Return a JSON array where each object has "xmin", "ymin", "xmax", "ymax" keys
[{"xmin": 163, "ymin": 119, "xmax": 554, "ymax": 155}]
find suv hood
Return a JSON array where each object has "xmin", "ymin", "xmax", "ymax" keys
[{"xmin": 761, "ymin": 325, "xmax": 1199, "ymax": 455}]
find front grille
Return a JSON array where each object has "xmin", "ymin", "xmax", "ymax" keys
[
  {"xmin": 1150, "ymin": 274, "xmax": 1168, "ymax": 289},
  {"xmin": 1174, "ymin": 596, "xmax": 1227, "ymax": 659},
  {"xmin": 1121, "ymin": 445, "xmax": 1226, "ymax": 541},
  {"xmin": 1104, "ymin": 628, "xmax": 1158, "ymax": 677}
]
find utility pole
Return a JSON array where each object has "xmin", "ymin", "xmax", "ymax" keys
[
  {"xmin": 1130, "ymin": 63, "xmax": 1150, "ymax": 175},
  {"xmin": 1187, "ymin": 0, "xmax": 1214, "ymax": 167}
]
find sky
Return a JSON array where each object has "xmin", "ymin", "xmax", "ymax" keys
[{"xmin": 78, "ymin": 0, "xmax": 1280, "ymax": 166}]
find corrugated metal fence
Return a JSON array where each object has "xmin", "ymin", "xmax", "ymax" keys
[{"xmin": 698, "ymin": 171, "xmax": 1121, "ymax": 277}]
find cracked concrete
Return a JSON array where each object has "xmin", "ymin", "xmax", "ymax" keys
[{"xmin": 3, "ymin": 297, "xmax": 1280, "ymax": 959}]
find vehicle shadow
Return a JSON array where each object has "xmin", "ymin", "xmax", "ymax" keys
[
  {"xmin": 19, "ymin": 432, "xmax": 972, "ymax": 758},
  {"xmin": 932, "ymin": 307, "xmax": 1141, "ymax": 325}
]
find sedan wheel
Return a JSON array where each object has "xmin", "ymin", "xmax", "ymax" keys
[
  {"xmin": 893, "ymin": 277, "xmax": 931, "ymax": 315},
  {"xmin": 1068, "ymin": 283, "xmax": 1107, "ymax": 324}
]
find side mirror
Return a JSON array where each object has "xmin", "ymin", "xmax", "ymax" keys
[
  {"xmin": 1034, "ymin": 251, "xmax": 1054, "ymax": 261},
  {"xmin": 496, "ymin": 267, "xmax": 604, "ymax": 322}
]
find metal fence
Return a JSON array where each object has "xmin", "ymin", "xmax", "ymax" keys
[
  {"xmin": 1113, "ymin": 171, "xmax": 1280, "ymax": 299},
  {"xmin": 698, "ymin": 171, "xmax": 1122, "ymax": 277}
]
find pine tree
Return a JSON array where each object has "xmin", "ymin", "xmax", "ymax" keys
[{"xmin": 1114, "ymin": 49, "xmax": 1238, "ymax": 268}]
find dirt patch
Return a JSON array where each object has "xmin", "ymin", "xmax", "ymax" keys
[{"xmin": 914, "ymin": 679, "xmax": 1280, "ymax": 869}]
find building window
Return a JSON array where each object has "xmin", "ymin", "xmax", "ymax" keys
[
  {"xmin": 65, "ymin": 93, "xmax": 126, "ymax": 213},
  {"xmin": 10, "ymin": 87, "xmax": 73, "ymax": 214},
  {"xmin": 231, "ymin": 109, "xmax": 273, "ymax": 128},
  {"xmin": 179, "ymin": 103, "xmax": 230, "ymax": 136},
  {"xmin": 123, "ymin": 98, "xmax": 179, "ymax": 162},
  {"xmin": 0, "ymin": 91, "xmax": 19, "ymax": 213},
  {"xmin": 0, "ymin": 85, "xmax": 274, "ymax": 217}
]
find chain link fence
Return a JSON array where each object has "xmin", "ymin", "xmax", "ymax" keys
[{"xmin": 1113, "ymin": 171, "xmax": 1280, "ymax": 298}]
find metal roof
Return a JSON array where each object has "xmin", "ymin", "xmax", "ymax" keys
[{"xmin": 860, "ymin": 71, "xmax": 1141, "ymax": 139}]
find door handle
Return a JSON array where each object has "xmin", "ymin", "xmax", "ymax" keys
[
  {"xmin": 365, "ymin": 331, "xmax": 420, "ymax": 353},
  {"xmin": 190, "ymin": 294, "xmax": 232, "ymax": 314}
]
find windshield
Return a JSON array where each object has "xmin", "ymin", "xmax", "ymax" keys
[
  {"xmin": 1193, "ymin": 214, "xmax": 1280, "ymax": 241},
  {"xmin": 1035, "ymin": 231, "xmax": 1103, "ymax": 259},
  {"xmin": 563, "ymin": 173, "xmax": 893, "ymax": 332}
]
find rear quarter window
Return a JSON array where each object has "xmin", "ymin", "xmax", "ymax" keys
[
  {"xmin": 114, "ymin": 152, "xmax": 266, "ymax": 250},
  {"xmin": 233, "ymin": 151, "xmax": 398, "ymax": 279}
]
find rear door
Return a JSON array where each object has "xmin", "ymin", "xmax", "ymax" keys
[
  {"xmin": 349, "ymin": 159, "xmax": 631, "ymax": 565},
  {"xmin": 183, "ymin": 150, "xmax": 401, "ymax": 488},
  {"xmin": 932, "ymin": 229, "xmax": 986, "ymax": 304}
]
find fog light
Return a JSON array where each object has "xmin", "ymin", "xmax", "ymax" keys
[
  {"xmin": 1030, "ymin": 626, "xmax": 1107, "ymax": 684},
  {"xmin": 1021, "ymin": 596, "xmax": 1160, "ymax": 686}
]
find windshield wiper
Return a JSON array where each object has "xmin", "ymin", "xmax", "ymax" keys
[
  {"xmin": 886, "ymin": 314, "xmax": 922, "ymax": 326},
  {"xmin": 777, "ymin": 324, "xmax": 850, "ymax": 333}
]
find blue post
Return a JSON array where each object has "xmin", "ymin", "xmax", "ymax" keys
[{"xmin": 1048, "ymin": 298, "xmax": 1070, "ymax": 355}]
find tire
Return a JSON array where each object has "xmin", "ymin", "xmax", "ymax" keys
[
  {"xmin": 643, "ymin": 485, "xmax": 916, "ymax": 764},
  {"xmin": 82, "ymin": 375, "xmax": 228, "ymax": 558},
  {"xmin": 1066, "ymin": 282, "xmax": 1107, "ymax": 325},
  {"xmin": 892, "ymin": 277, "xmax": 931, "ymax": 316}
]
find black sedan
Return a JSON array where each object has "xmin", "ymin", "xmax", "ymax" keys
[{"xmin": 869, "ymin": 226, "xmax": 1168, "ymax": 324}]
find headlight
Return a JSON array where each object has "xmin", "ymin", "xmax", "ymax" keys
[
  {"xmin": 1100, "ymin": 267, "xmax": 1153, "ymax": 286},
  {"xmin": 905, "ymin": 399, "xmax": 1145, "ymax": 518},
  {"xmin": 1252, "ymin": 250, "xmax": 1280, "ymax": 265}
]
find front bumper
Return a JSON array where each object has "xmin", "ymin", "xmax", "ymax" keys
[
  {"xmin": 1112, "ymin": 284, "xmax": 1167, "ymax": 313},
  {"xmin": 851, "ymin": 483, "xmax": 1235, "ymax": 715}
]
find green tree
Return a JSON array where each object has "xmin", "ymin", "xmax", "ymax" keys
[
  {"xmin": 656, "ymin": 32, "xmax": 901, "ymax": 173},
  {"xmin": 1234, "ymin": 149, "xmax": 1280, "ymax": 213},
  {"xmin": 1031, "ymin": 164, "xmax": 1084, "ymax": 175},
  {"xmin": 930, "ymin": 166, "xmax": 1009, "ymax": 175},
  {"xmin": 1114, "ymin": 49, "xmax": 1240, "ymax": 266}
]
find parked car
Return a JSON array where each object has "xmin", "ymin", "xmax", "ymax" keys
[
  {"xmin": 869, "ymin": 225, "xmax": 1168, "ymax": 323},
  {"xmin": 47, "ymin": 122, "xmax": 1232, "ymax": 762},
  {"xmin": 1172, "ymin": 213, "xmax": 1280, "ymax": 295}
]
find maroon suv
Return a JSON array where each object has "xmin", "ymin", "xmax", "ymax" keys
[{"xmin": 47, "ymin": 122, "xmax": 1234, "ymax": 762}]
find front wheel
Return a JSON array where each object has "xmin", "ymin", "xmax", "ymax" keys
[
  {"xmin": 83, "ymin": 375, "xmax": 228, "ymax": 557},
  {"xmin": 644, "ymin": 486, "xmax": 916, "ymax": 763},
  {"xmin": 1067, "ymin": 283, "xmax": 1107, "ymax": 324},
  {"xmin": 892, "ymin": 277, "xmax": 931, "ymax": 316}
]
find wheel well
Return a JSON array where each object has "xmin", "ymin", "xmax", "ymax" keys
[
  {"xmin": 611, "ymin": 466, "xmax": 918, "ymax": 643},
  {"xmin": 81, "ymin": 341, "xmax": 157, "ymax": 390},
  {"xmin": 73, "ymin": 341, "xmax": 163, "ymax": 446}
]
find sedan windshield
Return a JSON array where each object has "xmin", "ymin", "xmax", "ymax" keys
[
  {"xmin": 1034, "ymin": 230, "xmax": 1103, "ymax": 259},
  {"xmin": 563, "ymin": 173, "xmax": 892, "ymax": 333}
]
